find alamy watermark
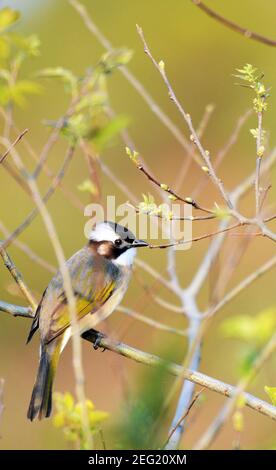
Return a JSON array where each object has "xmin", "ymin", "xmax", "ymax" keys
[{"xmin": 84, "ymin": 196, "xmax": 193, "ymax": 250}]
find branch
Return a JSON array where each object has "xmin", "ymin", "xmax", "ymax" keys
[
  {"xmin": 0, "ymin": 301, "xmax": 32, "ymax": 318},
  {"xmin": 0, "ymin": 129, "xmax": 28, "ymax": 164},
  {"xmin": 81, "ymin": 329, "xmax": 276, "ymax": 421},
  {"xmin": 255, "ymin": 109, "xmax": 264, "ymax": 215},
  {"xmin": 163, "ymin": 388, "xmax": 205, "ymax": 449},
  {"xmin": 0, "ymin": 220, "xmax": 55, "ymax": 274},
  {"xmin": 0, "ymin": 245, "xmax": 37, "ymax": 311},
  {"xmin": 117, "ymin": 306, "xmax": 188, "ymax": 337},
  {"xmin": 130, "ymin": 157, "xmax": 213, "ymax": 214},
  {"xmin": 191, "ymin": 0, "xmax": 276, "ymax": 48},
  {"xmin": 205, "ymin": 253, "xmax": 276, "ymax": 319}
]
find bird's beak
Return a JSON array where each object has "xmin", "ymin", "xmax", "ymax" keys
[{"xmin": 132, "ymin": 238, "xmax": 149, "ymax": 248}]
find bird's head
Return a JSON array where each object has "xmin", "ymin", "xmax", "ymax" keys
[{"xmin": 89, "ymin": 221, "xmax": 148, "ymax": 266}]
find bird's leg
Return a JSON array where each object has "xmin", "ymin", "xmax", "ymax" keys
[{"xmin": 81, "ymin": 328, "xmax": 106, "ymax": 351}]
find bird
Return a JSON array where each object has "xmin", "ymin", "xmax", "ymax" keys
[{"xmin": 27, "ymin": 221, "xmax": 148, "ymax": 421}]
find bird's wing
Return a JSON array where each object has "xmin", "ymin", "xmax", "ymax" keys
[{"xmin": 35, "ymin": 247, "xmax": 121, "ymax": 344}]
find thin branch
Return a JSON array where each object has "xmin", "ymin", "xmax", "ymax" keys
[
  {"xmin": 0, "ymin": 220, "xmax": 55, "ymax": 274},
  {"xmin": 193, "ymin": 109, "xmax": 252, "ymax": 199},
  {"xmin": 205, "ymin": 253, "xmax": 276, "ymax": 319},
  {"xmin": 175, "ymin": 103, "xmax": 215, "ymax": 193},
  {"xmin": 191, "ymin": 0, "xmax": 276, "ymax": 48},
  {"xmin": 0, "ymin": 378, "xmax": 4, "ymax": 427},
  {"xmin": 0, "ymin": 245, "xmax": 37, "ymax": 311},
  {"xmin": 255, "ymin": 109, "xmax": 263, "ymax": 215},
  {"xmin": 0, "ymin": 298, "xmax": 187, "ymax": 334},
  {"xmin": 117, "ymin": 306, "xmax": 188, "ymax": 337},
  {"xmin": 163, "ymin": 388, "xmax": 205, "ymax": 449},
  {"xmin": 0, "ymin": 301, "xmax": 32, "ymax": 318},
  {"xmin": 148, "ymin": 222, "xmax": 241, "ymax": 249},
  {"xmin": 0, "ymin": 129, "xmax": 28, "ymax": 164},
  {"xmin": 131, "ymin": 160, "xmax": 214, "ymax": 213},
  {"xmin": 135, "ymin": 258, "xmax": 178, "ymax": 295}
]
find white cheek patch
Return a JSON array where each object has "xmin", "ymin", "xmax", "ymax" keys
[{"xmin": 89, "ymin": 223, "xmax": 118, "ymax": 243}]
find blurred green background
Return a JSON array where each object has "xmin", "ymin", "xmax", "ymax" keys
[{"xmin": 0, "ymin": 0, "xmax": 275, "ymax": 449}]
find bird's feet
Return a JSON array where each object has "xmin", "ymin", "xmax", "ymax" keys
[{"xmin": 81, "ymin": 328, "xmax": 106, "ymax": 351}]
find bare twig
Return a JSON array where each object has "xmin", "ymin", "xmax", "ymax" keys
[
  {"xmin": 0, "ymin": 245, "xmax": 37, "ymax": 311},
  {"xmin": 0, "ymin": 220, "xmax": 55, "ymax": 274},
  {"xmin": 0, "ymin": 129, "xmax": 28, "ymax": 164},
  {"xmin": 205, "ymin": 253, "xmax": 276, "ymax": 319},
  {"xmin": 193, "ymin": 109, "xmax": 252, "ymax": 199},
  {"xmin": 255, "ymin": 110, "xmax": 263, "ymax": 215},
  {"xmin": 0, "ymin": 378, "xmax": 4, "ymax": 427},
  {"xmin": 175, "ymin": 103, "xmax": 215, "ymax": 192},
  {"xmin": 191, "ymin": 0, "xmax": 276, "ymax": 48},
  {"xmin": 117, "ymin": 305, "xmax": 188, "ymax": 337},
  {"xmin": 163, "ymin": 388, "xmax": 205, "ymax": 448},
  {"xmin": 148, "ymin": 222, "xmax": 241, "ymax": 249}
]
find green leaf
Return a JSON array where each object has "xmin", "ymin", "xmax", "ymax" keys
[
  {"xmin": 75, "ymin": 91, "xmax": 107, "ymax": 113},
  {"xmin": 126, "ymin": 146, "xmax": 139, "ymax": 164},
  {"xmin": 139, "ymin": 193, "xmax": 158, "ymax": 214},
  {"xmin": 0, "ymin": 8, "xmax": 20, "ymax": 33},
  {"xmin": 264, "ymin": 386, "xmax": 276, "ymax": 406},
  {"xmin": 213, "ymin": 203, "xmax": 231, "ymax": 221},
  {"xmin": 10, "ymin": 33, "xmax": 40, "ymax": 57},
  {"xmin": 0, "ymin": 37, "xmax": 10, "ymax": 60},
  {"xmin": 77, "ymin": 180, "xmax": 98, "ymax": 195},
  {"xmin": 37, "ymin": 67, "xmax": 78, "ymax": 96},
  {"xmin": 99, "ymin": 48, "xmax": 133, "ymax": 74},
  {"xmin": 220, "ymin": 307, "xmax": 276, "ymax": 346},
  {"xmin": 8, "ymin": 80, "xmax": 42, "ymax": 106},
  {"xmin": 61, "ymin": 114, "xmax": 88, "ymax": 142},
  {"xmin": 92, "ymin": 114, "xmax": 129, "ymax": 150},
  {"xmin": 0, "ymin": 69, "xmax": 11, "ymax": 82}
]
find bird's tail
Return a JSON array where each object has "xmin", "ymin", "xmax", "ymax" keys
[{"xmin": 27, "ymin": 342, "xmax": 60, "ymax": 421}]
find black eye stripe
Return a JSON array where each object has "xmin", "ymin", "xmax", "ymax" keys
[
  {"xmin": 114, "ymin": 239, "xmax": 122, "ymax": 246},
  {"xmin": 124, "ymin": 236, "xmax": 134, "ymax": 244}
]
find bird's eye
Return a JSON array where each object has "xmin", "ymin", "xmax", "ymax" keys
[{"xmin": 114, "ymin": 239, "xmax": 122, "ymax": 246}]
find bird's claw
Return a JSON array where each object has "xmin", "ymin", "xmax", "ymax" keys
[{"xmin": 93, "ymin": 332, "xmax": 106, "ymax": 352}]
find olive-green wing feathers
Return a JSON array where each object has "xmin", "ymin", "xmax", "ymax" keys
[{"xmin": 28, "ymin": 247, "xmax": 121, "ymax": 344}]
